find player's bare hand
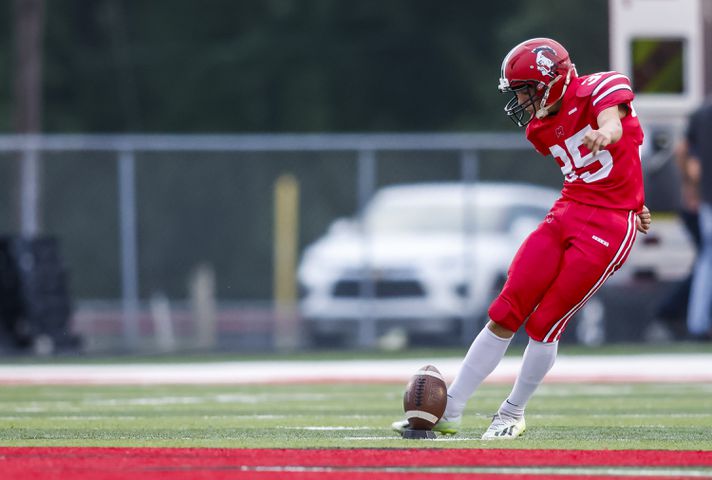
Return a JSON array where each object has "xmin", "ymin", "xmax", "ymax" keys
[
  {"xmin": 582, "ymin": 129, "xmax": 611, "ymax": 155},
  {"xmin": 636, "ymin": 205, "xmax": 651, "ymax": 234}
]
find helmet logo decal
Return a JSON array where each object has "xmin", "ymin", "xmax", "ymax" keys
[{"xmin": 532, "ymin": 46, "xmax": 557, "ymax": 78}]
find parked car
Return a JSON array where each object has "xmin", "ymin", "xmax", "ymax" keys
[{"xmin": 297, "ymin": 182, "xmax": 561, "ymax": 347}]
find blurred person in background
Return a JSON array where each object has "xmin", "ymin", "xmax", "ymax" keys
[
  {"xmin": 685, "ymin": 98, "xmax": 712, "ymax": 341},
  {"xmin": 393, "ymin": 37, "xmax": 651, "ymax": 439},
  {"xmin": 653, "ymin": 138, "xmax": 702, "ymax": 339}
]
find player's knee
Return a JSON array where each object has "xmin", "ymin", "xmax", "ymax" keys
[
  {"xmin": 486, "ymin": 320, "xmax": 516, "ymax": 339},
  {"xmin": 488, "ymin": 296, "xmax": 524, "ymax": 334},
  {"xmin": 524, "ymin": 320, "xmax": 561, "ymax": 343},
  {"xmin": 524, "ymin": 325, "xmax": 546, "ymax": 342}
]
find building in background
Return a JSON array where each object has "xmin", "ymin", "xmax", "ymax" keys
[{"xmin": 610, "ymin": 0, "xmax": 712, "ymax": 211}]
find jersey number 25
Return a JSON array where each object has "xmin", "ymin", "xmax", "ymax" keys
[{"xmin": 549, "ymin": 125, "xmax": 613, "ymax": 184}]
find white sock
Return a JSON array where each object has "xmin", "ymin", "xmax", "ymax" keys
[
  {"xmin": 499, "ymin": 337, "xmax": 558, "ymax": 419},
  {"xmin": 443, "ymin": 327, "xmax": 512, "ymax": 420}
]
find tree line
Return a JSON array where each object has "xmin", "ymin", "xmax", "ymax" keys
[{"xmin": 0, "ymin": 0, "xmax": 609, "ymax": 300}]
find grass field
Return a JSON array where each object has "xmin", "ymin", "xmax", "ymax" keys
[
  {"xmin": 0, "ymin": 381, "xmax": 710, "ymax": 450},
  {"xmin": 1, "ymin": 348, "xmax": 711, "ymax": 478}
]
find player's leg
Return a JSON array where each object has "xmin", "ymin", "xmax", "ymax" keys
[
  {"xmin": 687, "ymin": 203, "xmax": 712, "ymax": 338},
  {"xmin": 486, "ymin": 207, "xmax": 637, "ymax": 439},
  {"xmin": 443, "ymin": 206, "xmax": 565, "ymax": 425},
  {"xmin": 486, "ymin": 206, "xmax": 636, "ymax": 437},
  {"xmin": 499, "ymin": 338, "xmax": 558, "ymax": 419},
  {"xmin": 481, "ymin": 337, "xmax": 556, "ymax": 439},
  {"xmin": 527, "ymin": 208, "xmax": 637, "ymax": 343},
  {"xmin": 439, "ymin": 322, "xmax": 513, "ymax": 427}
]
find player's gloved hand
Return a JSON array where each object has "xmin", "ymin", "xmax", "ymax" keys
[{"xmin": 636, "ymin": 205, "xmax": 651, "ymax": 234}]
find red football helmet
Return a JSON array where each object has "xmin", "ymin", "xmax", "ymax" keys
[{"xmin": 498, "ymin": 38, "xmax": 577, "ymax": 126}]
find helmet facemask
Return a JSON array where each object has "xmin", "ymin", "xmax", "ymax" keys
[
  {"xmin": 500, "ymin": 64, "xmax": 575, "ymax": 127},
  {"xmin": 501, "ymin": 82, "xmax": 543, "ymax": 127}
]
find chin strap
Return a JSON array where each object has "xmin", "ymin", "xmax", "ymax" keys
[{"xmin": 535, "ymin": 64, "xmax": 575, "ymax": 119}]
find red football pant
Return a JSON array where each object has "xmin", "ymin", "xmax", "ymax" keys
[{"xmin": 488, "ymin": 198, "xmax": 638, "ymax": 342}]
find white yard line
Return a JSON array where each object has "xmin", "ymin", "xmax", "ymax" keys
[{"xmin": 0, "ymin": 354, "xmax": 709, "ymax": 385}]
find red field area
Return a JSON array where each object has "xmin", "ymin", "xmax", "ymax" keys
[{"xmin": 2, "ymin": 447, "xmax": 712, "ymax": 479}]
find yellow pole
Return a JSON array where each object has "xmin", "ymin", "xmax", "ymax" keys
[{"xmin": 273, "ymin": 173, "xmax": 300, "ymax": 350}]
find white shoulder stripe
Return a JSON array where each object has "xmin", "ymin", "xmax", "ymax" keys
[
  {"xmin": 592, "ymin": 73, "xmax": 629, "ymax": 96},
  {"xmin": 592, "ymin": 84, "xmax": 632, "ymax": 106}
]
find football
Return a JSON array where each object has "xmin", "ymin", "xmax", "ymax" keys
[{"xmin": 403, "ymin": 364, "xmax": 447, "ymax": 430}]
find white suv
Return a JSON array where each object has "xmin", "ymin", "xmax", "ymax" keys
[{"xmin": 297, "ymin": 182, "xmax": 560, "ymax": 347}]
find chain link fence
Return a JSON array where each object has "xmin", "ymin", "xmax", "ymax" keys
[{"xmin": 0, "ymin": 134, "xmax": 692, "ymax": 354}]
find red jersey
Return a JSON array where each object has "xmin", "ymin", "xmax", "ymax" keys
[{"xmin": 525, "ymin": 71, "xmax": 645, "ymax": 211}]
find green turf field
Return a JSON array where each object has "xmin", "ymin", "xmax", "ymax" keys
[{"xmin": 0, "ymin": 382, "xmax": 710, "ymax": 450}]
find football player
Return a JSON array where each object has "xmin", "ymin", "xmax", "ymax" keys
[{"xmin": 394, "ymin": 37, "xmax": 652, "ymax": 439}]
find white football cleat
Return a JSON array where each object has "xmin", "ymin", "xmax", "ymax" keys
[{"xmin": 481, "ymin": 413, "xmax": 526, "ymax": 440}]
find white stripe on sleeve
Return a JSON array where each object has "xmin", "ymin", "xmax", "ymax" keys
[
  {"xmin": 592, "ymin": 74, "xmax": 629, "ymax": 96},
  {"xmin": 592, "ymin": 84, "xmax": 633, "ymax": 106}
]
